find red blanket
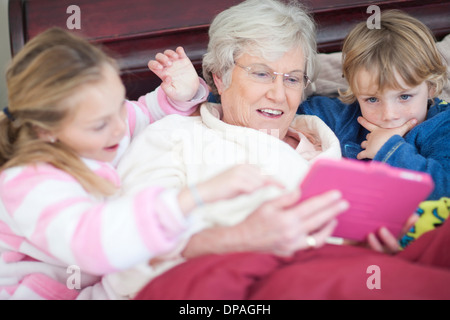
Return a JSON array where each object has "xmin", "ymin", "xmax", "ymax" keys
[{"xmin": 135, "ymin": 220, "xmax": 450, "ymax": 300}]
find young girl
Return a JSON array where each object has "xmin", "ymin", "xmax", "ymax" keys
[
  {"xmin": 299, "ymin": 10, "xmax": 449, "ymax": 251},
  {"xmin": 0, "ymin": 28, "xmax": 279, "ymax": 300}
]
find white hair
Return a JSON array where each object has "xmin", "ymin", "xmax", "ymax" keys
[{"xmin": 203, "ymin": 0, "xmax": 318, "ymax": 97}]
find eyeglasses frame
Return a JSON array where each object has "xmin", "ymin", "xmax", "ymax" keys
[{"xmin": 234, "ymin": 62, "xmax": 311, "ymax": 89}]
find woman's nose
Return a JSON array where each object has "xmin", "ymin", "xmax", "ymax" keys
[{"xmin": 266, "ymin": 76, "xmax": 287, "ymax": 103}]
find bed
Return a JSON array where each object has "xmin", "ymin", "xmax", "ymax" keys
[
  {"xmin": 8, "ymin": 0, "xmax": 450, "ymax": 300},
  {"xmin": 9, "ymin": 0, "xmax": 450, "ymax": 100}
]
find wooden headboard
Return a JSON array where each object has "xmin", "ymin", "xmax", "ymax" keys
[{"xmin": 9, "ymin": 0, "xmax": 450, "ymax": 100}]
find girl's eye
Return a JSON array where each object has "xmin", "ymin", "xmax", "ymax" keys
[
  {"xmin": 93, "ymin": 122, "xmax": 107, "ymax": 131},
  {"xmin": 400, "ymin": 94, "xmax": 412, "ymax": 101},
  {"xmin": 366, "ymin": 97, "xmax": 378, "ymax": 103}
]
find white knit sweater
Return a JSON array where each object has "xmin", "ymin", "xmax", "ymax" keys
[{"xmin": 105, "ymin": 102, "xmax": 342, "ymax": 298}]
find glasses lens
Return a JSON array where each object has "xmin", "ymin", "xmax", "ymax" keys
[
  {"xmin": 247, "ymin": 66, "xmax": 273, "ymax": 83},
  {"xmin": 283, "ymin": 73, "xmax": 303, "ymax": 88},
  {"xmin": 241, "ymin": 63, "xmax": 308, "ymax": 89}
]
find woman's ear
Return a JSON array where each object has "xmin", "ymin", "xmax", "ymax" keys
[{"xmin": 213, "ymin": 73, "xmax": 225, "ymax": 95}]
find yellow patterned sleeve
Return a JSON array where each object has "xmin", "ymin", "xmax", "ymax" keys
[{"xmin": 400, "ymin": 197, "xmax": 450, "ymax": 248}]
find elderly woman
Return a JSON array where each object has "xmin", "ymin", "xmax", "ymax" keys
[
  {"xmin": 105, "ymin": 0, "xmax": 450, "ymax": 301},
  {"xmin": 103, "ymin": 0, "xmax": 347, "ymax": 299}
]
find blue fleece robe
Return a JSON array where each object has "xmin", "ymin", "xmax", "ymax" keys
[{"xmin": 298, "ymin": 96, "xmax": 450, "ymax": 200}]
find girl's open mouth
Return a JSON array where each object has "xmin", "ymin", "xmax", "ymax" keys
[{"xmin": 104, "ymin": 144, "xmax": 119, "ymax": 152}]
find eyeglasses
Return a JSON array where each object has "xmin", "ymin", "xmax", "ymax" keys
[{"xmin": 234, "ymin": 62, "xmax": 311, "ymax": 89}]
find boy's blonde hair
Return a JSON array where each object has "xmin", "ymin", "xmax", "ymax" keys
[
  {"xmin": 340, "ymin": 10, "xmax": 447, "ymax": 104},
  {"xmin": 1, "ymin": 27, "xmax": 119, "ymax": 197}
]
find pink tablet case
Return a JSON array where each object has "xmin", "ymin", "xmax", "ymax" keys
[{"xmin": 299, "ymin": 158, "xmax": 434, "ymax": 241}]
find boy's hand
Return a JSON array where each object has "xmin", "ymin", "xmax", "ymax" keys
[
  {"xmin": 366, "ymin": 213, "xmax": 419, "ymax": 254},
  {"xmin": 148, "ymin": 46, "xmax": 199, "ymax": 102},
  {"xmin": 357, "ymin": 117, "xmax": 417, "ymax": 159}
]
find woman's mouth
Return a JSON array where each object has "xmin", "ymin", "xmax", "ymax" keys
[{"xmin": 257, "ymin": 108, "xmax": 284, "ymax": 118}]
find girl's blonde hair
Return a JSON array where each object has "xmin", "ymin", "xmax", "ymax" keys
[
  {"xmin": 1, "ymin": 27, "xmax": 119, "ymax": 197},
  {"xmin": 340, "ymin": 10, "xmax": 447, "ymax": 104}
]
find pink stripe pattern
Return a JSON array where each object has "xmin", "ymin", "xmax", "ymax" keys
[{"xmin": 0, "ymin": 85, "xmax": 205, "ymax": 299}]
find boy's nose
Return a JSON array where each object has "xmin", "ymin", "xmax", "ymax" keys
[{"xmin": 381, "ymin": 102, "xmax": 400, "ymax": 122}]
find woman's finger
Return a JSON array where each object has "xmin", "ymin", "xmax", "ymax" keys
[
  {"xmin": 305, "ymin": 219, "xmax": 338, "ymax": 249},
  {"xmin": 301, "ymin": 199, "xmax": 349, "ymax": 234},
  {"xmin": 292, "ymin": 190, "xmax": 346, "ymax": 220},
  {"xmin": 261, "ymin": 188, "xmax": 302, "ymax": 210}
]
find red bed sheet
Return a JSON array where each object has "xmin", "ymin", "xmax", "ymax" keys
[{"xmin": 135, "ymin": 219, "xmax": 450, "ymax": 300}]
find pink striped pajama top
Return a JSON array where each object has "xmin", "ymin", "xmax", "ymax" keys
[{"xmin": 0, "ymin": 84, "xmax": 206, "ymax": 300}]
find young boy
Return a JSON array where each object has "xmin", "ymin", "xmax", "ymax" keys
[
  {"xmin": 299, "ymin": 9, "xmax": 448, "ymax": 200},
  {"xmin": 298, "ymin": 10, "xmax": 449, "ymax": 250}
]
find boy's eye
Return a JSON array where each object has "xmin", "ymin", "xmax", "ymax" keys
[{"xmin": 400, "ymin": 94, "xmax": 412, "ymax": 101}]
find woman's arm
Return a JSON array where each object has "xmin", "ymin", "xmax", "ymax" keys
[{"xmin": 182, "ymin": 189, "xmax": 349, "ymax": 258}]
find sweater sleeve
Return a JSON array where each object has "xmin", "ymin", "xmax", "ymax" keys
[
  {"xmin": 125, "ymin": 79, "xmax": 208, "ymax": 139},
  {"xmin": 299, "ymin": 96, "xmax": 362, "ymax": 136},
  {"xmin": 0, "ymin": 164, "xmax": 189, "ymax": 275},
  {"xmin": 299, "ymin": 96, "xmax": 365, "ymax": 158},
  {"xmin": 374, "ymin": 102, "xmax": 450, "ymax": 200},
  {"xmin": 374, "ymin": 134, "xmax": 450, "ymax": 200},
  {"xmin": 117, "ymin": 116, "xmax": 189, "ymax": 197}
]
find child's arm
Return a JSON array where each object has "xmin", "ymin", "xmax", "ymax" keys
[
  {"xmin": 177, "ymin": 164, "xmax": 285, "ymax": 214},
  {"xmin": 148, "ymin": 47, "xmax": 203, "ymax": 106},
  {"xmin": 299, "ymin": 96, "xmax": 354, "ymax": 133},
  {"xmin": 298, "ymin": 96, "xmax": 363, "ymax": 157},
  {"xmin": 0, "ymin": 164, "xmax": 281, "ymax": 276},
  {"xmin": 0, "ymin": 165, "xmax": 190, "ymax": 275},
  {"xmin": 357, "ymin": 114, "xmax": 449, "ymax": 200},
  {"xmin": 126, "ymin": 47, "xmax": 208, "ymax": 138}
]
